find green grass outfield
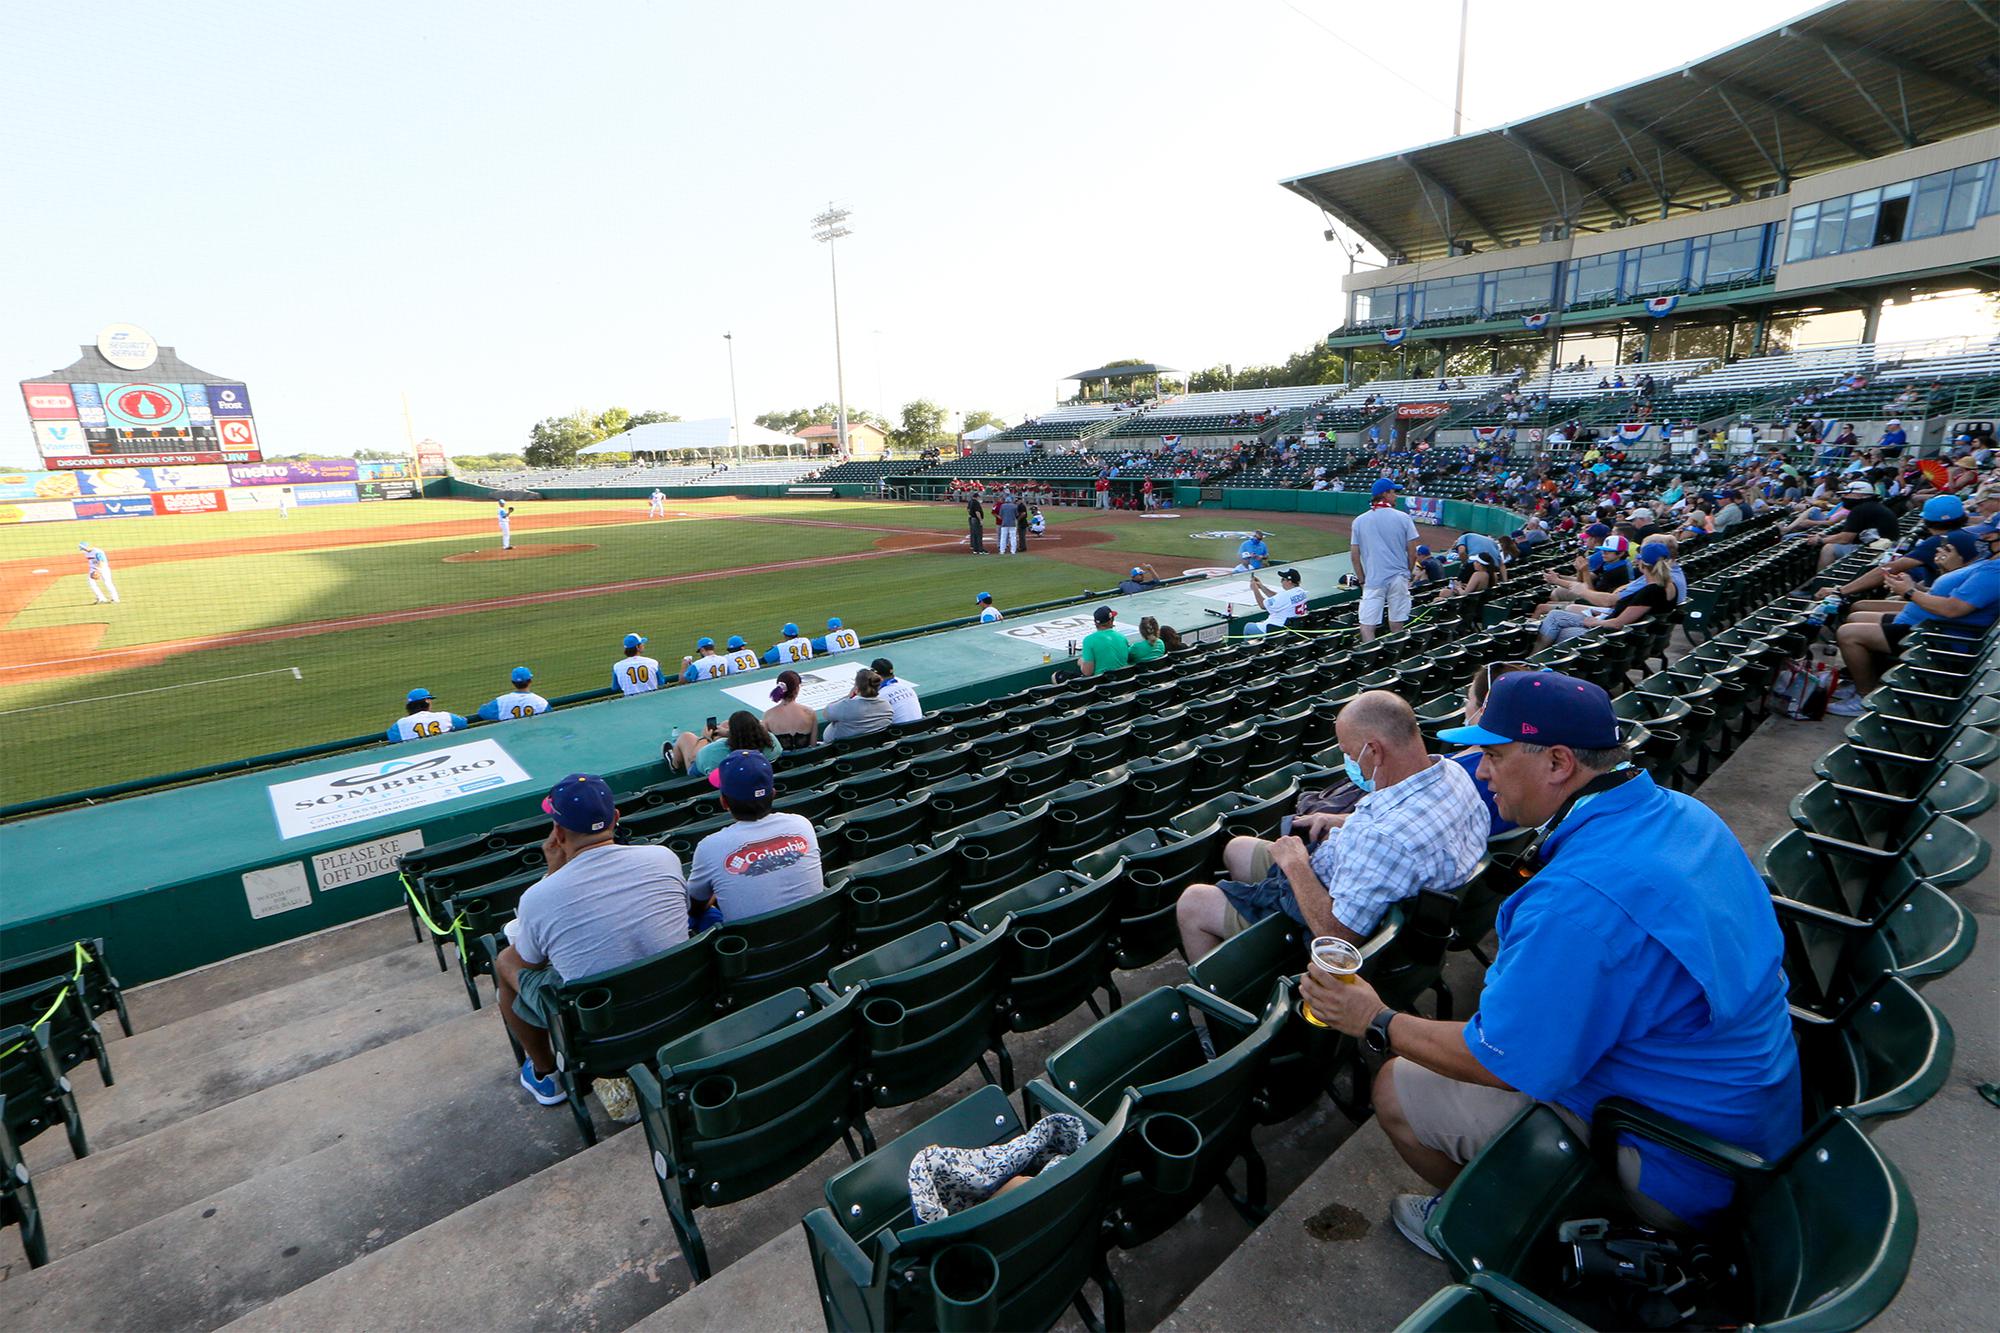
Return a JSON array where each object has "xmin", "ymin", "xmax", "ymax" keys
[{"xmin": 0, "ymin": 498, "xmax": 1342, "ymax": 805}]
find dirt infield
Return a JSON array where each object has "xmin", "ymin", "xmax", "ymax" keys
[{"xmin": 442, "ymin": 543, "xmax": 599, "ymax": 563}]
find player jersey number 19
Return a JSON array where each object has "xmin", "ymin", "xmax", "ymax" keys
[{"xmin": 626, "ymin": 664, "xmax": 651, "ymax": 684}]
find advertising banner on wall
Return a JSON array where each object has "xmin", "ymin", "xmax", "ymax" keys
[
  {"xmin": 47, "ymin": 450, "xmax": 258, "ymax": 469},
  {"xmin": 71, "ymin": 383, "xmax": 107, "ymax": 427},
  {"xmin": 207, "ymin": 384, "xmax": 253, "ymax": 417},
  {"xmin": 75, "ymin": 468, "xmax": 158, "ymax": 496},
  {"xmin": 226, "ymin": 459, "xmax": 358, "ymax": 485},
  {"xmin": 358, "ymin": 479, "xmax": 419, "ymax": 500},
  {"xmin": 1395, "ymin": 402, "xmax": 1450, "ymax": 420},
  {"xmin": 100, "ymin": 383, "xmax": 190, "ymax": 431},
  {"xmin": 0, "ymin": 500, "xmax": 82, "ymax": 524},
  {"xmin": 1406, "ymin": 496, "xmax": 1445, "ymax": 522},
  {"xmin": 73, "ymin": 496, "xmax": 157, "ymax": 519},
  {"xmin": 149, "ymin": 464, "xmax": 232, "ymax": 491},
  {"xmin": 216, "ymin": 418, "xmax": 258, "ymax": 451},
  {"xmin": 20, "ymin": 384, "xmax": 77, "ymax": 419},
  {"xmin": 152, "ymin": 489, "xmax": 226, "ymax": 515},
  {"xmin": 226, "ymin": 486, "xmax": 291, "ymax": 510},
  {"xmin": 0, "ymin": 470, "xmax": 81, "ymax": 501},
  {"xmin": 358, "ymin": 459, "xmax": 414, "ymax": 480},
  {"xmin": 417, "ymin": 441, "xmax": 448, "ymax": 476},
  {"xmin": 266, "ymin": 738, "xmax": 532, "ymax": 840},
  {"xmin": 182, "ymin": 385, "xmax": 214, "ymax": 424},
  {"xmin": 294, "ymin": 482, "xmax": 360, "ymax": 506},
  {"xmin": 33, "ymin": 421, "xmax": 89, "ymax": 456}
]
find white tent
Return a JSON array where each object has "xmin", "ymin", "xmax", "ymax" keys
[
  {"xmin": 961, "ymin": 424, "xmax": 1006, "ymax": 444},
  {"xmin": 576, "ymin": 419, "xmax": 809, "ymax": 456}
]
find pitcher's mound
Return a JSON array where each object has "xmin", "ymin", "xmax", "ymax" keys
[{"xmin": 445, "ymin": 543, "xmax": 598, "ymax": 563}]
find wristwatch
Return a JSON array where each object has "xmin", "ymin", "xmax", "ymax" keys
[{"xmin": 1363, "ymin": 1007, "xmax": 1397, "ymax": 1057}]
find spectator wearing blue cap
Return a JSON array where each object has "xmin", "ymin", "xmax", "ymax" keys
[
  {"xmin": 1836, "ymin": 529, "xmax": 1995, "ymax": 697},
  {"xmin": 1411, "ymin": 545, "xmax": 1446, "ymax": 587},
  {"xmin": 1831, "ymin": 493, "xmax": 1967, "ymax": 601},
  {"xmin": 613, "ymin": 632, "xmax": 662, "ymax": 696},
  {"xmin": 387, "ymin": 687, "xmax": 467, "ymax": 741},
  {"xmin": 975, "ymin": 591, "xmax": 1003, "ymax": 623},
  {"xmin": 1303, "ymin": 671, "xmax": 1800, "ymax": 1249},
  {"xmin": 1349, "ymin": 480, "xmax": 1421, "ymax": 641},
  {"xmin": 1533, "ymin": 540, "xmax": 1678, "ymax": 647},
  {"xmin": 476, "ymin": 667, "xmax": 550, "ymax": 721},
  {"xmin": 813, "ymin": 617, "xmax": 862, "ymax": 655},
  {"xmin": 496, "ymin": 773, "xmax": 690, "ymax": 1113},
  {"xmin": 763, "ymin": 621, "xmax": 816, "ymax": 666},
  {"xmin": 685, "ymin": 751, "xmax": 827, "ymax": 926},
  {"xmin": 1118, "ymin": 563, "xmax": 1163, "ymax": 595},
  {"xmin": 681, "ymin": 636, "xmax": 728, "ymax": 682}
]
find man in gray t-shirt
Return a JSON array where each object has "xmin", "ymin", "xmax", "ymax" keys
[
  {"xmin": 1349, "ymin": 479, "xmax": 1422, "ymax": 641},
  {"xmin": 497, "ymin": 773, "xmax": 689, "ymax": 1108},
  {"xmin": 690, "ymin": 752, "xmax": 827, "ymax": 921}
]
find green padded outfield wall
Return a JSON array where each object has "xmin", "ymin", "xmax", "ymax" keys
[{"xmin": 1, "ymin": 552, "xmax": 1372, "ymax": 984}]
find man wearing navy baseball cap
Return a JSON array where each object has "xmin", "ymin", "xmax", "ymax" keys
[
  {"xmin": 1118, "ymin": 563, "xmax": 1163, "ymax": 594},
  {"xmin": 1303, "ymin": 671, "xmax": 1800, "ymax": 1252},
  {"xmin": 495, "ymin": 773, "xmax": 690, "ymax": 1117},
  {"xmin": 685, "ymin": 751, "xmax": 826, "ymax": 925}
]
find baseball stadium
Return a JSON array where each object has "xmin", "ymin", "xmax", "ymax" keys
[{"xmin": 1, "ymin": 2, "xmax": 1997, "ymax": 1332}]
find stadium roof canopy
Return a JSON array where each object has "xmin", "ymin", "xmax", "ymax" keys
[
  {"xmin": 1281, "ymin": 0, "xmax": 2000, "ymax": 264},
  {"xmin": 1066, "ymin": 362, "xmax": 1178, "ymax": 381},
  {"xmin": 25, "ymin": 346, "xmax": 231, "ymax": 385},
  {"xmin": 578, "ymin": 419, "xmax": 807, "ymax": 453}
]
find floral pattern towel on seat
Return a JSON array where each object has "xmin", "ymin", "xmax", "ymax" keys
[{"xmin": 907, "ymin": 1113, "xmax": 1087, "ymax": 1223}]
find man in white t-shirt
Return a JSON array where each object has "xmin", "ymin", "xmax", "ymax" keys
[
  {"xmin": 870, "ymin": 657, "xmax": 923, "ymax": 723},
  {"xmin": 1247, "ymin": 568, "xmax": 1308, "ymax": 636},
  {"xmin": 496, "ymin": 774, "xmax": 689, "ymax": 1108},
  {"xmin": 1349, "ymin": 479, "xmax": 1422, "ymax": 641},
  {"xmin": 686, "ymin": 753, "xmax": 826, "ymax": 924}
]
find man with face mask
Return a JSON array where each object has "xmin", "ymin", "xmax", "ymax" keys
[{"xmin": 1175, "ymin": 691, "xmax": 1487, "ymax": 961}]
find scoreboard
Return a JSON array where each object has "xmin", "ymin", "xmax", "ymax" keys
[{"xmin": 19, "ymin": 326, "xmax": 262, "ymax": 469}]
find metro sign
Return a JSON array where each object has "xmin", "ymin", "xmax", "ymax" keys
[{"xmin": 21, "ymin": 384, "xmax": 78, "ymax": 419}]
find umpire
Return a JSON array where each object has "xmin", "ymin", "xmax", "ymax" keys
[{"xmin": 965, "ymin": 492, "xmax": 987, "ymax": 555}]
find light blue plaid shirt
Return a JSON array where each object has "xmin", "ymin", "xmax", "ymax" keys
[{"xmin": 1308, "ymin": 755, "xmax": 1488, "ymax": 935}]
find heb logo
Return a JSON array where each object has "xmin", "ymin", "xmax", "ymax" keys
[
  {"xmin": 1395, "ymin": 402, "xmax": 1450, "ymax": 419},
  {"xmin": 21, "ymin": 385, "xmax": 77, "ymax": 419}
]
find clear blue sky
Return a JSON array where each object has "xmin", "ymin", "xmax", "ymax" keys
[{"xmin": 0, "ymin": 0, "xmax": 1816, "ymax": 465}]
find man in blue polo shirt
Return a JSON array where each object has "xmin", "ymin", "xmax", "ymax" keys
[{"xmin": 1303, "ymin": 671, "xmax": 1799, "ymax": 1252}]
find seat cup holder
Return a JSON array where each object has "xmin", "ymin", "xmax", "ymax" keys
[
  {"xmin": 930, "ymin": 1243, "xmax": 1001, "ymax": 1332},
  {"xmin": 714, "ymin": 933, "xmax": 750, "ymax": 978},
  {"xmin": 689, "ymin": 1074, "xmax": 740, "ymax": 1137},
  {"xmin": 1127, "ymin": 867, "xmax": 1169, "ymax": 911},
  {"xmin": 1138, "ymin": 1111, "xmax": 1203, "ymax": 1194},
  {"xmin": 849, "ymin": 884, "xmax": 884, "ymax": 925},
  {"xmin": 575, "ymin": 986, "xmax": 615, "ymax": 1034},
  {"xmin": 1013, "ymin": 925, "xmax": 1053, "ymax": 975},
  {"xmin": 862, "ymin": 996, "xmax": 906, "ymax": 1051}
]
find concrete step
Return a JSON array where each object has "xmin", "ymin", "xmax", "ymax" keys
[
  {"xmin": 0, "ymin": 1006, "xmax": 604, "ymax": 1327},
  {"xmin": 625, "ymin": 1229, "xmax": 820, "ymax": 1333},
  {"xmin": 27, "ymin": 927, "xmax": 471, "ymax": 1172}
]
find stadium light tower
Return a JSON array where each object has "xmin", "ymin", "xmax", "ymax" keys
[
  {"xmin": 811, "ymin": 204, "xmax": 853, "ymax": 456},
  {"xmin": 724, "ymin": 332, "xmax": 743, "ymax": 456}
]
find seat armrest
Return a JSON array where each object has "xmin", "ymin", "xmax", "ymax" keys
[
  {"xmin": 1589, "ymin": 1096, "xmax": 1771, "ymax": 1183},
  {"xmin": 802, "ymin": 1207, "xmax": 877, "ymax": 1288}
]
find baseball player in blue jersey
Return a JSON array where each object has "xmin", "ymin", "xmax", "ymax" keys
[
  {"xmin": 614, "ymin": 632, "xmax": 663, "ymax": 694},
  {"xmin": 723, "ymin": 635, "xmax": 761, "ymax": 674},
  {"xmin": 812, "ymin": 617, "xmax": 862, "ymax": 655},
  {"xmin": 976, "ymin": 592, "xmax": 1002, "ymax": 622},
  {"xmin": 496, "ymin": 500, "xmax": 515, "ymax": 550},
  {"xmin": 79, "ymin": 542, "xmax": 120, "ymax": 603},
  {"xmin": 682, "ymin": 637, "xmax": 729, "ymax": 682},
  {"xmin": 389, "ymin": 688, "xmax": 467, "ymax": 741},
  {"xmin": 762, "ymin": 622, "xmax": 815, "ymax": 665},
  {"xmin": 477, "ymin": 667, "xmax": 550, "ymax": 720}
]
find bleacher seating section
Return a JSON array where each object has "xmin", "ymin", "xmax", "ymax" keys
[{"xmin": 3, "ymin": 500, "xmax": 1987, "ymax": 1329}]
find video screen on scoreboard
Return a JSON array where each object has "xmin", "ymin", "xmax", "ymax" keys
[{"xmin": 21, "ymin": 380, "xmax": 262, "ymax": 469}]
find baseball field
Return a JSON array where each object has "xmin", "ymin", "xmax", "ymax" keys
[{"xmin": 0, "ymin": 495, "xmax": 1348, "ymax": 807}]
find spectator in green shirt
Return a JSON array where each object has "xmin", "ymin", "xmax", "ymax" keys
[
  {"xmin": 1078, "ymin": 605, "xmax": 1132, "ymax": 676},
  {"xmin": 1129, "ymin": 615, "xmax": 1168, "ymax": 662}
]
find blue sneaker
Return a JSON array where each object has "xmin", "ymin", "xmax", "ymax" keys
[{"xmin": 519, "ymin": 1060, "xmax": 564, "ymax": 1106}]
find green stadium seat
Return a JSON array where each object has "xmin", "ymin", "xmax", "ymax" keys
[
  {"xmin": 827, "ymin": 766, "xmax": 912, "ymax": 811},
  {"xmin": 1843, "ymin": 711, "xmax": 1999, "ymax": 768},
  {"xmin": 0, "ymin": 1023, "xmax": 87, "ymax": 1159},
  {"xmin": 1812, "ymin": 743, "xmax": 1994, "ymax": 820},
  {"xmin": 1, "ymin": 977, "xmax": 112, "ymax": 1088},
  {"xmin": 711, "ymin": 888, "xmax": 851, "ymax": 1012},
  {"xmin": 924, "ymin": 769, "xmax": 1010, "ymax": 828},
  {"xmin": 0, "ymin": 938, "xmax": 129, "ymax": 1040},
  {"xmin": 1083, "ymin": 695, "xmax": 1139, "ymax": 731},
  {"xmin": 900, "ymin": 744, "xmax": 977, "ymax": 787},
  {"xmin": 1121, "ymin": 744, "xmax": 1199, "ymax": 825},
  {"xmin": 970, "ymin": 723, "xmax": 1036, "ymax": 765},
  {"xmin": 802, "ymin": 1085, "xmax": 1130, "ymax": 1332},
  {"xmin": 1774, "ymin": 874, "xmax": 1977, "ymax": 1016},
  {"xmin": 1127, "ymin": 708, "xmax": 1191, "ymax": 751},
  {"xmin": 838, "ymin": 838, "xmax": 967, "ymax": 952},
  {"xmin": 819, "ymin": 920, "xmax": 1013, "ymax": 1103},
  {"xmin": 659, "ymin": 813, "xmax": 737, "ymax": 867},
  {"xmin": 1426, "ymin": 1106, "xmax": 1914, "ymax": 1333},
  {"xmin": 954, "ymin": 805, "xmax": 1050, "ymax": 900},
  {"xmin": 409, "ymin": 844, "xmax": 545, "ymax": 970},
  {"xmin": 964, "ymin": 868, "xmax": 1122, "ymax": 1032},
  {"xmin": 1076, "ymin": 827, "xmax": 1222, "ymax": 971},
  {"xmin": 824, "ymin": 794, "xmax": 935, "ymax": 867},
  {"xmin": 634, "ymin": 986, "xmax": 865, "ymax": 1282},
  {"xmin": 1005, "ymin": 745, "xmax": 1078, "ymax": 804},
  {"xmin": 507, "ymin": 931, "xmax": 719, "ymax": 1145},
  {"xmin": 440, "ymin": 865, "xmax": 542, "ymax": 1009},
  {"xmin": 1028, "ymin": 982, "xmax": 1287, "ymax": 1242},
  {"xmin": 771, "ymin": 786, "xmax": 843, "ymax": 825},
  {"xmin": 1066, "ymin": 728, "xmax": 1133, "ymax": 776},
  {"xmin": 1793, "ymin": 973, "xmax": 1953, "ymax": 1132},
  {"xmin": 1770, "ymin": 809, "xmax": 1988, "ymax": 891},
  {"xmin": 1044, "ymin": 774, "xmax": 1133, "ymax": 864},
  {"xmin": 893, "ymin": 729, "xmax": 957, "ymax": 761},
  {"xmin": 1184, "ymin": 689, "xmax": 1241, "ymax": 734},
  {"xmin": 1394, "ymin": 1275, "xmax": 1591, "ymax": 1332},
  {"xmin": 0, "ymin": 1094, "xmax": 48, "ymax": 1267},
  {"xmin": 1030, "ymin": 709, "xmax": 1089, "ymax": 749}
]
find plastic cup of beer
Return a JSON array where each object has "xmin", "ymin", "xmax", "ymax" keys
[{"xmin": 1301, "ymin": 935, "xmax": 1363, "ymax": 1028}]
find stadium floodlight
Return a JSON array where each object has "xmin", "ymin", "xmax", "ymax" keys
[
  {"xmin": 811, "ymin": 204, "xmax": 854, "ymax": 456},
  {"xmin": 724, "ymin": 332, "xmax": 743, "ymax": 456}
]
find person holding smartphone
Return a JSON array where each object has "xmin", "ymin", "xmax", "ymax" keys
[{"xmin": 665, "ymin": 709, "xmax": 781, "ymax": 775}]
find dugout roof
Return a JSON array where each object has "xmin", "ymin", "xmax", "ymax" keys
[{"xmin": 1282, "ymin": 0, "xmax": 2000, "ymax": 263}]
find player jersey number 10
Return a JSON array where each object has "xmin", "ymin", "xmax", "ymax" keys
[{"xmin": 626, "ymin": 664, "xmax": 652, "ymax": 684}]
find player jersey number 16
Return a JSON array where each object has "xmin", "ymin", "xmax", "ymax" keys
[
  {"xmin": 626, "ymin": 664, "xmax": 652, "ymax": 684},
  {"xmin": 414, "ymin": 721, "xmax": 445, "ymax": 737}
]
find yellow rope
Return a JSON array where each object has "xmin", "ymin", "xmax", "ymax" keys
[
  {"xmin": 400, "ymin": 872, "xmax": 471, "ymax": 963},
  {"xmin": 0, "ymin": 943, "xmax": 91, "ymax": 1061}
]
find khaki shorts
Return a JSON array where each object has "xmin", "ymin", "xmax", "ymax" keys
[
  {"xmin": 1358, "ymin": 576, "xmax": 1413, "ymax": 627},
  {"xmin": 1215, "ymin": 838, "xmax": 1278, "ymax": 939},
  {"xmin": 1393, "ymin": 1060, "xmax": 1684, "ymax": 1231}
]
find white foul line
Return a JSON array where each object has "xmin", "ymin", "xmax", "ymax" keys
[{"xmin": 0, "ymin": 666, "xmax": 305, "ymax": 716}]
